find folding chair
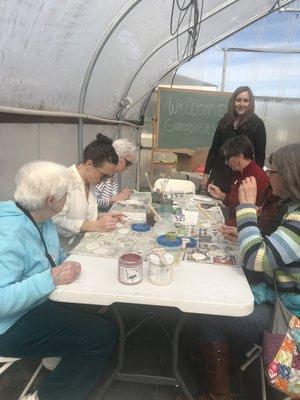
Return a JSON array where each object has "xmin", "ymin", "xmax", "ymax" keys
[
  {"xmin": 0, "ymin": 356, "xmax": 59, "ymax": 399},
  {"xmin": 240, "ymin": 344, "xmax": 266, "ymax": 400},
  {"xmin": 154, "ymin": 178, "xmax": 196, "ymax": 194}
]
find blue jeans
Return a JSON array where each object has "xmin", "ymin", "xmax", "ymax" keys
[
  {"xmin": 0, "ymin": 300, "xmax": 116, "ymax": 400},
  {"xmin": 193, "ymin": 304, "xmax": 273, "ymax": 348}
]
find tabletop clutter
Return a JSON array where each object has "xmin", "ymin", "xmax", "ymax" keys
[{"xmin": 70, "ymin": 176, "xmax": 238, "ymax": 287}]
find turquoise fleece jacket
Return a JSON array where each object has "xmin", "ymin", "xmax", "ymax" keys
[{"xmin": 0, "ymin": 201, "xmax": 66, "ymax": 334}]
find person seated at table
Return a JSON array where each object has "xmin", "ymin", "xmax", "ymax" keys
[
  {"xmin": 53, "ymin": 133, "xmax": 124, "ymax": 239},
  {"xmin": 207, "ymin": 134, "xmax": 270, "ymax": 225},
  {"xmin": 95, "ymin": 138, "xmax": 137, "ymax": 211},
  {"xmin": 221, "ymin": 185, "xmax": 288, "ymax": 242},
  {"xmin": 179, "ymin": 143, "xmax": 300, "ymax": 400},
  {"xmin": 0, "ymin": 161, "xmax": 116, "ymax": 400}
]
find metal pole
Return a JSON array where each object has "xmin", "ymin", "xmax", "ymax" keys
[
  {"xmin": 135, "ymin": 0, "xmax": 294, "ymax": 119},
  {"xmin": 77, "ymin": 0, "xmax": 143, "ymax": 161},
  {"xmin": 121, "ymin": 0, "xmax": 240, "ymax": 102},
  {"xmin": 221, "ymin": 49, "xmax": 228, "ymax": 92}
]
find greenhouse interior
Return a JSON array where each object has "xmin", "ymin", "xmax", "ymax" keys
[{"xmin": 0, "ymin": 1, "xmax": 299, "ymax": 400}]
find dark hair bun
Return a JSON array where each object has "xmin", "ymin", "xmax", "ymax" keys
[{"xmin": 96, "ymin": 133, "xmax": 113, "ymax": 145}]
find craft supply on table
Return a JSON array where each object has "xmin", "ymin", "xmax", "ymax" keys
[
  {"xmin": 154, "ymin": 213, "xmax": 175, "ymax": 237},
  {"xmin": 165, "ymin": 231, "xmax": 177, "ymax": 241},
  {"xmin": 70, "ymin": 191, "xmax": 236, "ymax": 266},
  {"xmin": 148, "ymin": 249, "xmax": 174, "ymax": 286},
  {"xmin": 151, "ymin": 191, "xmax": 164, "ymax": 204},
  {"xmin": 158, "ymin": 202, "xmax": 173, "ymax": 213},
  {"xmin": 145, "ymin": 172, "xmax": 154, "ymax": 192},
  {"xmin": 146, "ymin": 209, "xmax": 156, "ymax": 226},
  {"xmin": 145, "ymin": 203, "xmax": 161, "ymax": 227},
  {"xmin": 131, "ymin": 222, "xmax": 151, "ymax": 232},
  {"xmin": 157, "ymin": 234, "xmax": 182, "ymax": 263},
  {"xmin": 118, "ymin": 253, "xmax": 143, "ymax": 285},
  {"xmin": 190, "ymin": 199, "xmax": 220, "ymax": 229}
]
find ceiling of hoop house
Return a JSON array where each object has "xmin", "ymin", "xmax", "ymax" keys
[{"xmin": 0, "ymin": 0, "xmax": 294, "ymax": 121}]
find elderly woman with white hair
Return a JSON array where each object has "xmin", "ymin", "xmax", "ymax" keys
[
  {"xmin": 0, "ymin": 161, "xmax": 116, "ymax": 400},
  {"xmin": 95, "ymin": 138, "xmax": 137, "ymax": 211}
]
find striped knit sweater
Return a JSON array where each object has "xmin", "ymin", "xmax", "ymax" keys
[
  {"xmin": 94, "ymin": 176, "xmax": 119, "ymax": 211},
  {"xmin": 236, "ymin": 202, "xmax": 300, "ymax": 293}
]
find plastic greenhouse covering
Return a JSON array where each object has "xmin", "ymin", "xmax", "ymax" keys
[{"xmin": 0, "ymin": 0, "xmax": 295, "ymax": 121}]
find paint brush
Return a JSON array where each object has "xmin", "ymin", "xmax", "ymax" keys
[
  {"xmin": 162, "ymin": 172, "xmax": 171, "ymax": 193},
  {"xmin": 147, "ymin": 203, "xmax": 161, "ymax": 220},
  {"xmin": 145, "ymin": 172, "xmax": 154, "ymax": 192},
  {"xmin": 190, "ymin": 199, "xmax": 220, "ymax": 229}
]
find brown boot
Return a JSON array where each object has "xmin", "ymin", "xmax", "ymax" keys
[
  {"xmin": 177, "ymin": 342, "xmax": 233, "ymax": 400},
  {"xmin": 197, "ymin": 341, "xmax": 232, "ymax": 400}
]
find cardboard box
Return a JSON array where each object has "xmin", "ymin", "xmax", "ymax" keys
[{"xmin": 175, "ymin": 148, "xmax": 208, "ymax": 172}]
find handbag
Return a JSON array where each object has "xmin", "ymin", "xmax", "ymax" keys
[{"xmin": 262, "ymin": 276, "xmax": 300, "ymax": 397}]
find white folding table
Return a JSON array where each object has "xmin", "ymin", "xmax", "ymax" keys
[{"xmin": 49, "ymin": 254, "xmax": 253, "ymax": 400}]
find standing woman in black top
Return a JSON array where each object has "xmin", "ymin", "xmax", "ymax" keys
[{"xmin": 202, "ymin": 86, "xmax": 266, "ymax": 193}]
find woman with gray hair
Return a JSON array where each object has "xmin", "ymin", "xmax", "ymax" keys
[
  {"xmin": 180, "ymin": 144, "xmax": 300, "ymax": 400},
  {"xmin": 0, "ymin": 161, "xmax": 116, "ymax": 400},
  {"xmin": 95, "ymin": 138, "xmax": 137, "ymax": 211}
]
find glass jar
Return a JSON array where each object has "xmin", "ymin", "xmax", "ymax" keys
[
  {"xmin": 154, "ymin": 213, "xmax": 175, "ymax": 237},
  {"xmin": 118, "ymin": 253, "xmax": 143, "ymax": 285},
  {"xmin": 148, "ymin": 252, "xmax": 174, "ymax": 285},
  {"xmin": 156, "ymin": 235, "xmax": 182, "ymax": 264}
]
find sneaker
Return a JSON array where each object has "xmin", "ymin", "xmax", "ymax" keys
[
  {"xmin": 42, "ymin": 357, "xmax": 61, "ymax": 370},
  {"xmin": 19, "ymin": 391, "xmax": 38, "ymax": 400}
]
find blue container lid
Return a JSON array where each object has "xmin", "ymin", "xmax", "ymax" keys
[
  {"xmin": 181, "ymin": 237, "xmax": 197, "ymax": 248},
  {"xmin": 131, "ymin": 223, "xmax": 151, "ymax": 232},
  {"xmin": 157, "ymin": 235, "xmax": 182, "ymax": 248}
]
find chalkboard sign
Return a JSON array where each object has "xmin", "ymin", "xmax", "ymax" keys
[{"xmin": 156, "ymin": 87, "xmax": 230, "ymax": 150}]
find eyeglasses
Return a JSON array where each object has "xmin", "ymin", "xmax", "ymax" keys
[
  {"xmin": 265, "ymin": 169, "xmax": 278, "ymax": 178},
  {"xmin": 95, "ymin": 167, "xmax": 111, "ymax": 181},
  {"xmin": 125, "ymin": 159, "xmax": 133, "ymax": 167}
]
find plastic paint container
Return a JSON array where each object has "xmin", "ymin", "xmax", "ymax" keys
[
  {"xmin": 148, "ymin": 252, "xmax": 174, "ymax": 286},
  {"xmin": 118, "ymin": 253, "xmax": 143, "ymax": 285},
  {"xmin": 156, "ymin": 235, "xmax": 182, "ymax": 263}
]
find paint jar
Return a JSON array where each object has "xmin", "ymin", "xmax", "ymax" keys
[
  {"xmin": 118, "ymin": 253, "xmax": 143, "ymax": 285},
  {"xmin": 156, "ymin": 235, "xmax": 182, "ymax": 264},
  {"xmin": 154, "ymin": 213, "xmax": 175, "ymax": 237},
  {"xmin": 146, "ymin": 204, "xmax": 159, "ymax": 227},
  {"xmin": 148, "ymin": 251, "xmax": 174, "ymax": 286}
]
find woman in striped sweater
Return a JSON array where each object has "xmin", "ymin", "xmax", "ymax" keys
[
  {"xmin": 182, "ymin": 144, "xmax": 300, "ymax": 400},
  {"xmin": 95, "ymin": 138, "xmax": 137, "ymax": 211}
]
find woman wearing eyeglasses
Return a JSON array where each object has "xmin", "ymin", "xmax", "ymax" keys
[
  {"xmin": 207, "ymin": 135, "xmax": 270, "ymax": 225},
  {"xmin": 95, "ymin": 138, "xmax": 137, "ymax": 211},
  {"xmin": 53, "ymin": 133, "xmax": 124, "ymax": 240},
  {"xmin": 178, "ymin": 143, "xmax": 300, "ymax": 400},
  {"xmin": 202, "ymin": 86, "xmax": 266, "ymax": 193}
]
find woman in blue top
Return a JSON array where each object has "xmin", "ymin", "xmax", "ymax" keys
[{"xmin": 0, "ymin": 161, "xmax": 116, "ymax": 400}]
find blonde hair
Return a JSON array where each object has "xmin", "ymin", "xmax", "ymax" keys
[{"xmin": 14, "ymin": 161, "xmax": 70, "ymax": 210}]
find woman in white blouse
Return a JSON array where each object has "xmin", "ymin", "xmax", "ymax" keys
[{"xmin": 53, "ymin": 133, "xmax": 124, "ymax": 238}]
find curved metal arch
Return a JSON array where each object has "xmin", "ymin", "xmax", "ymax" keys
[
  {"xmin": 135, "ymin": 0, "xmax": 295, "ymax": 120},
  {"xmin": 77, "ymin": 0, "xmax": 143, "ymax": 159},
  {"xmin": 121, "ymin": 0, "xmax": 239, "ymax": 101}
]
